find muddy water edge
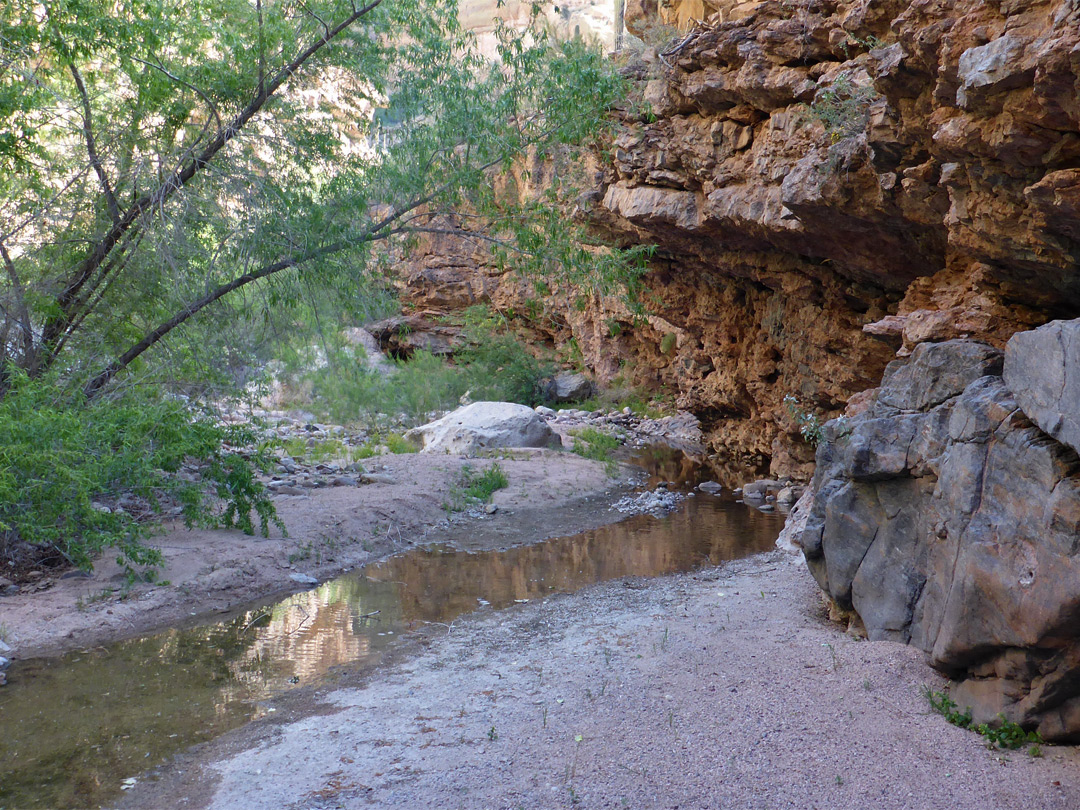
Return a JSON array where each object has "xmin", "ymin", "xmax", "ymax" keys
[{"xmin": 0, "ymin": 449, "xmax": 786, "ymax": 809}]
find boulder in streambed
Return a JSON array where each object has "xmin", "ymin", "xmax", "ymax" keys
[
  {"xmin": 404, "ymin": 402, "xmax": 561, "ymax": 455},
  {"xmin": 799, "ymin": 333, "xmax": 1080, "ymax": 741}
]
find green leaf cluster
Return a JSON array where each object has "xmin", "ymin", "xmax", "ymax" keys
[
  {"xmin": 0, "ymin": 370, "xmax": 280, "ymax": 575},
  {"xmin": 1, "ymin": 0, "xmax": 647, "ymax": 397},
  {"xmin": 923, "ymin": 687, "xmax": 1044, "ymax": 753}
]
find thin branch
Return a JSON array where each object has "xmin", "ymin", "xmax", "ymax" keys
[
  {"xmin": 128, "ymin": 55, "xmax": 222, "ymax": 150},
  {"xmin": 256, "ymin": 0, "xmax": 267, "ymax": 98},
  {"xmin": 69, "ymin": 63, "xmax": 121, "ymax": 225},
  {"xmin": 0, "ymin": 241, "xmax": 33, "ymax": 358},
  {"xmin": 40, "ymin": 0, "xmax": 388, "ymax": 367}
]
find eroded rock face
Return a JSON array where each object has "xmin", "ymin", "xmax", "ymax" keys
[
  {"xmin": 800, "ymin": 335, "xmax": 1080, "ymax": 740},
  {"xmin": 390, "ymin": 0, "xmax": 1079, "ymax": 478}
]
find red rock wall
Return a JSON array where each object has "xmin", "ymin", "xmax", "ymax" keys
[{"xmin": 394, "ymin": 0, "xmax": 1080, "ymax": 478}]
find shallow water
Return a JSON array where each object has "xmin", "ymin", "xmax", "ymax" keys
[{"xmin": 0, "ymin": 486, "xmax": 783, "ymax": 808}]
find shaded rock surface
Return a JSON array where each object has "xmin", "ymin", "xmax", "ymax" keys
[
  {"xmin": 1005, "ymin": 319, "xmax": 1080, "ymax": 457},
  {"xmin": 799, "ymin": 333, "xmax": 1080, "ymax": 740}
]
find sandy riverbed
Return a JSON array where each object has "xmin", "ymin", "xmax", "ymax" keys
[
  {"xmin": 116, "ymin": 550, "xmax": 1080, "ymax": 810},
  {"xmin": 1, "ymin": 449, "xmax": 631, "ymax": 659}
]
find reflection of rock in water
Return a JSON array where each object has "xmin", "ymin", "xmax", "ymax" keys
[
  {"xmin": 229, "ymin": 577, "xmax": 405, "ymax": 688},
  {"xmin": 368, "ymin": 495, "xmax": 784, "ymax": 624},
  {"xmin": 4, "ymin": 481, "xmax": 783, "ymax": 809}
]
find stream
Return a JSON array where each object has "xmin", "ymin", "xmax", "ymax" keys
[{"xmin": 0, "ymin": 452, "xmax": 786, "ymax": 809}]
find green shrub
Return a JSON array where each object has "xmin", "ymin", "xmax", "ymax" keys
[
  {"xmin": 783, "ymin": 395, "xmax": 825, "ymax": 447},
  {"xmin": 0, "ymin": 371, "xmax": 280, "ymax": 576},
  {"xmin": 293, "ymin": 306, "xmax": 554, "ymax": 425},
  {"xmin": 570, "ymin": 427, "xmax": 622, "ymax": 476},
  {"xmin": 810, "ymin": 76, "xmax": 879, "ymax": 142},
  {"xmin": 384, "ymin": 433, "xmax": 418, "ymax": 454},
  {"xmin": 443, "ymin": 462, "xmax": 510, "ymax": 512},
  {"xmin": 464, "ymin": 462, "xmax": 509, "ymax": 502}
]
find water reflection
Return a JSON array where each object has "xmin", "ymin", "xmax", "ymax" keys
[
  {"xmin": 370, "ymin": 493, "xmax": 784, "ymax": 623},
  {"xmin": 0, "ymin": 493, "xmax": 782, "ymax": 809}
]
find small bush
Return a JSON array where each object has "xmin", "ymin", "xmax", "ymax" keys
[
  {"xmin": 444, "ymin": 462, "xmax": 510, "ymax": 512},
  {"xmin": 464, "ymin": 462, "xmax": 509, "ymax": 502},
  {"xmin": 923, "ymin": 687, "xmax": 1044, "ymax": 752},
  {"xmin": 783, "ymin": 395, "xmax": 825, "ymax": 447},
  {"xmin": 570, "ymin": 427, "xmax": 621, "ymax": 476},
  {"xmin": 384, "ymin": 433, "xmax": 418, "ymax": 454},
  {"xmin": 0, "ymin": 371, "xmax": 280, "ymax": 576},
  {"xmin": 810, "ymin": 76, "xmax": 879, "ymax": 142}
]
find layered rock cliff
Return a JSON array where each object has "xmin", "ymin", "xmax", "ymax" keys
[{"xmin": 390, "ymin": 0, "xmax": 1079, "ymax": 479}]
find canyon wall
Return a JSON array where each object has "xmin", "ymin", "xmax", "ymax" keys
[
  {"xmin": 799, "ymin": 326, "xmax": 1080, "ymax": 740},
  {"xmin": 390, "ymin": 0, "xmax": 1079, "ymax": 479}
]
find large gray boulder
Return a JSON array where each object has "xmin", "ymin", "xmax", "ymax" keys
[
  {"xmin": 544, "ymin": 371, "xmax": 595, "ymax": 403},
  {"xmin": 404, "ymin": 402, "xmax": 560, "ymax": 455},
  {"xmin": 1004, "ymin": 319, "xmax": 1080, "ymax": 456},
  {"xmin": 800, "ymin": 337, "xmax": 1080, "ymax": 741}
]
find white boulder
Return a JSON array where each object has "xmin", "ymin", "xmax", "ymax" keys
[{"xmin": 404, "ymin": 402, "xmax": 560, "ymax": 455}]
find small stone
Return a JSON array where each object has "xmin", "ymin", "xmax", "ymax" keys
[
  {"xmin": 484, "ymin": 503, "xmax": 498, "ymax": 514},
  {"xmin": 776, "ymin": 485, "xmax": 803, "ymax": 504},
  {"xmin": 698, "ymin": 481, "xmax": 722, "ymax": 495},
  {"xmin": 274, "ymin": 485, "xmax": 306, "ymax": 496},
  {"xmin": 24, "ymin": 571, "xmax": 43, "ymax": 580},
  {"xmin": 289, "ymin": 573, "xmax": 319, "ymax": 586},
  {"xmin": 330, "ymin": 476, "xmax": 358, "ymax": 487},
  {"xmin": 361, "ymin": 473, "xmax": 398, "ymax": 485},
  {"xmin": 0, "ymin": 656, "xmax": 9, "ymax": 670},
  {"xmin": 0, "ymin": 639, "xmax": 11, "ymax": 654}
]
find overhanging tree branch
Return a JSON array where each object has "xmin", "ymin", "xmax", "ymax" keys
[{"xmin": 37, "ymin": 0, "xmax": 387, "ymax": 370}]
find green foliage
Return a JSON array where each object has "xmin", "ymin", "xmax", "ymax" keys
[
  {"xmin": 0, "ymin": 0, "xmax": 649, "ymax": 399},
  {"xmin": 384, "ymin": 433, "xmax": 418, "ymax": 454},
  {"xmin": 0, "ymin": 370, "xmax": 279, "ymax": 575},
  {"xmin": 810, "ymin": 76, "xmax": 880, "ymax": 142},
  {"xmin": 783, "ymin": 395, "xmax": 825, "ymax": 447},
  {"xmin": 923, "ymin": 687, "xmax": 1044, "ymax": 753},
  {"xmin": 923, "ymin": 688, "xmax": 974, "ymax": 729},
  {"xmin": 293, "ymin": 307, "xmax": 554, "ymax": 425},
  {"xmin": 659, "ymin": 332, "xmax": 677, "ymax": 355},
  {"xmin": 444, "ymin": 462, "xmax": 509, "ymax": 511},
  {"xmin": 464, "ymin": 462, "xmax": 510, "ymax": 502},
  {"xmin": 570, "ymin": 427, "xmax": 621, "ymax": 476}
]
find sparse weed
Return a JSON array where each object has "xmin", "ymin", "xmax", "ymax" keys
[
  {"xmin": 809, "ymin": 76, "xmax": 880, "ymax": 142},
  {"xmin": 923, "ymin": 687, "xmax": 1045, "ymax": 752},
  {"xmin": 570, "ymin": 428, "xmax": 621, "ymax": 476},
  {"xmin": 444, "ymin": 462, "xmax": 510, "ymax": 512},
  {"xmin": 784, "ymin": 395, "xmax": 825, "ymax": 447}
]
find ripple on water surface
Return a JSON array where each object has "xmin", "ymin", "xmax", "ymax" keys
[{"xmin": 0, "ymin": 489, "xmax": 783, "ymax": 809}]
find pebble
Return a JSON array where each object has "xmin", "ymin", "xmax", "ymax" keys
[
  {"xmin": 361, "ymin": 473, "xmax": 397, "ymax": 485},
  {"xmin": 289, "ymin": 573, "xmax": 319, "ymax": 586}
]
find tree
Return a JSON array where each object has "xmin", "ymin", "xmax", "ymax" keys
[{"xmin": 0, "ymin": 0, "xmax": 643, "ymax": 398}]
